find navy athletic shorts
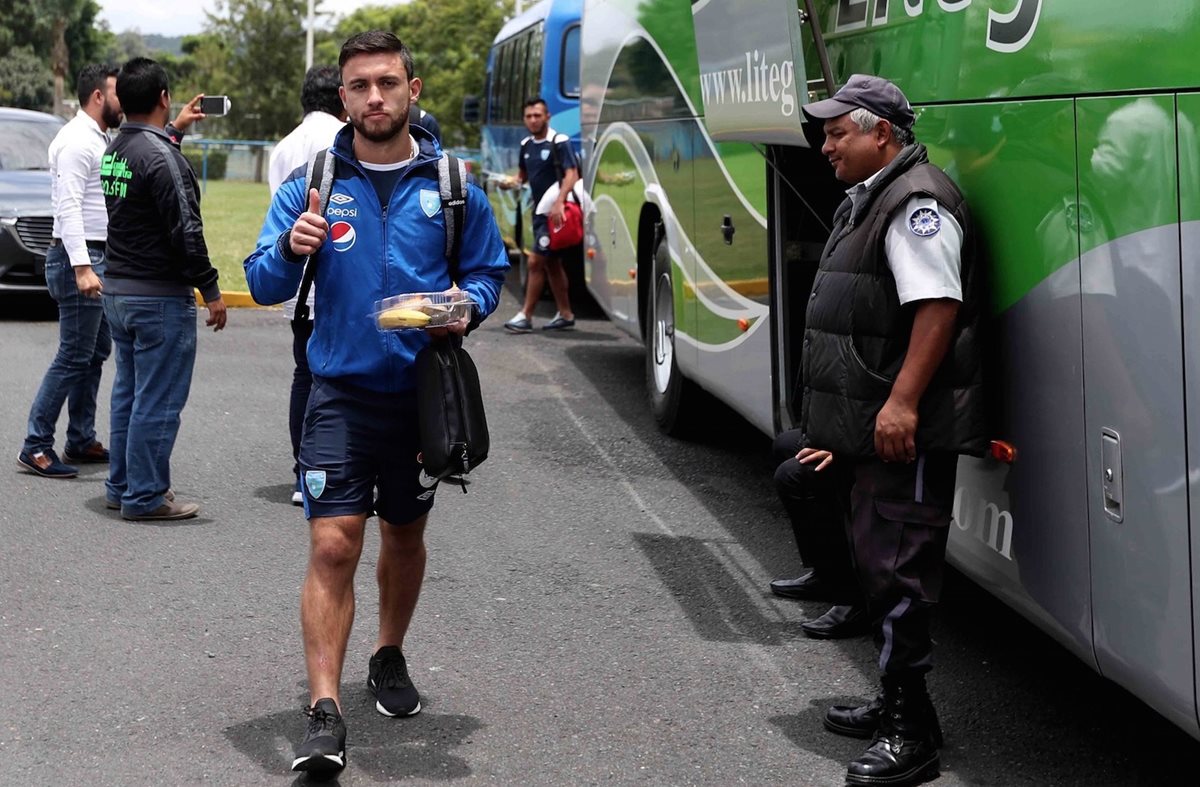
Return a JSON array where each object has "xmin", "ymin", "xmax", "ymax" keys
[
  {"xmin": 531, "ymin": 214, "xmax": 560, "ymax": 257},
  {"xmin": 298, "ymin": 375, "xmax": 438, "ymax": 524}
]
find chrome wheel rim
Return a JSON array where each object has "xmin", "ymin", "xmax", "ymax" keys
[{"xmin": 652, "ymin": 271, "xmax": 674, "ymax": 394}]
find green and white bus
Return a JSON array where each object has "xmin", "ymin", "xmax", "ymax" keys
[{"xmin": 580, "ymin": 0, "xmax": 1200, "ymax": 738}]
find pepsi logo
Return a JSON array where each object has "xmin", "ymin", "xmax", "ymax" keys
[{"xmin": 330, "ymin": 221, "xmax": 356, "ymax": 252}]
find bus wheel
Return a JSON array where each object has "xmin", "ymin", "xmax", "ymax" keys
[{"xmin": 646, "ymin": 233, "xmax": 697, "ymax": 435}]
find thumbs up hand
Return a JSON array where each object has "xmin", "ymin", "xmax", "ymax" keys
[{"xmin": 289, "ymin": 187, "xmax": 330, "ymax": 257}]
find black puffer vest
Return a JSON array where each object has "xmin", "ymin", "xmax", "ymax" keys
[{"xmin": 799, "ymin": 144, "xmax": 986, "ymax": 458}]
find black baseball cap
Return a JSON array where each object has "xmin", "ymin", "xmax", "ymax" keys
[{"xmin": 802, "ymin": 74, "xmax": 916, "ymax": 130}]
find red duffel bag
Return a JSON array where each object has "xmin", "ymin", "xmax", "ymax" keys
[{"xmin": 548, "ymin": 197, "xmax": 583, "ymax": 251}]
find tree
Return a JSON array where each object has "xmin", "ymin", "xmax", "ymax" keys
[
  {"xmin": 325, "ymin": 0, "xmax": 512, "ymax": 148},
  {"xmin": 203, "ymin": 0, "xmax": 313, "ymax": 139},
  {"xmin": 111, "ymin": 30, "xmax": 152, "ymax": 62},
  {"xmin": 0, "ymin": 46, "xmax": 54, "ymax": 109},
  {"xmin": 0, "ymin": 0, "xmax": 109, "ymax": 111}
]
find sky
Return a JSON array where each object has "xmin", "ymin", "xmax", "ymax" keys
[{"xmin": 95, "ymin": 0, "xmax": 395, "ymax": 37}]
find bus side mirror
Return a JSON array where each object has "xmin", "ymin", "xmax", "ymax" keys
[{"xmin": 461, "ymin": 95, "xmax": 481, "ymax": 124}]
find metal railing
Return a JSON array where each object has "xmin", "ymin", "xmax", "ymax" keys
[{"xmin": 182, "ymin": 138, "xmax": 275, "ymax": 193}]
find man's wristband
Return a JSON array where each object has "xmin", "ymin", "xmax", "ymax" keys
[{"xmin": 278, "ymin": 230, "xmax": 305, "ymax": 263}]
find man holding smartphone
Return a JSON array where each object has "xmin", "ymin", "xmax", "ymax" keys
[
  {"xmin": 100, "ymin": 57, "xmax": 227, "ymax": 521},
  {"xmin": 244, "ymin": 32, "xmax": 507, "ymax": 775}
]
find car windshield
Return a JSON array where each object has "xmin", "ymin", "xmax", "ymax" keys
[{"xmin": 0, "ymin": 117, "xmax": 62, "ymax": 170}]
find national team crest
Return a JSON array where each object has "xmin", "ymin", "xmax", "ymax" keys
[
  {"xmin": 908, "ymin": 207, "xmax": 942, "ymax": 237},
  {"xmin": 305, "ymin": 470, "xmax": 327, "ymax": 498},
  {"xmin": 419, "ymin": 189, "xmax": 441, "ymax": 218},
  {"xmin": 540, "ymin": 149, "xmax": 550, "ymax": 161}
]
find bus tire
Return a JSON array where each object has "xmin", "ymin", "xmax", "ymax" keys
[{"xmin": 646, "ymin": 232, "xmax": 699, "ymax": 435}]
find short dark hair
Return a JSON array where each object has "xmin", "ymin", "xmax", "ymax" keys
[
  {"xmin": 338, "ymin": 31, "xmax": 414, "ymax": 79},
  {"xmin": 116, "ymin": 57, "xmax": 169, "ymax": 116},
  {"xmin": 301, "ymin": 66, "xmax": 343, "ymax": 116},
  {"xmin": 76, "ymin": 64, "xmax": 119, "ymax": 107},
  {"xmin": 523, "ymin": 97, "xmax": 547, "ymax": 111}
]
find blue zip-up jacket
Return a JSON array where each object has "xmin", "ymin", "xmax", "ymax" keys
[{"xmin": 244, "ymin": 124, "xmax": 509, "ymax": 393}]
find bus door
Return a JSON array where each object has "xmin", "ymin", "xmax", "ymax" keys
[
  {"xmin": 766, "ymin": 143, "xmax": 843, "ymax": 431},
  {"xmin": 1176, "ymin": 93, "xmax": 1200, "ymax": 736},
  {"xmin": 1076, "ymin": 95, "xmax": 1197, "ymax": 734},
  {"xmin": 691, "ymin": 0, "xmax": 810, "ymax": 433}
]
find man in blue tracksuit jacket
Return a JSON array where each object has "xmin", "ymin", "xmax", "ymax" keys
[{"xmin": 243, "ymin": 31, "xmax": 508, "ymax": 775}]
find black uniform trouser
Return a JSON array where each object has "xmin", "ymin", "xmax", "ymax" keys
[
  {"xmin": 772, "ymin": 429, "xmax": 860, "ymax": 603},
  {"xmin": 851, "ymin": 452, "xmax": 957, "ymax": 679},
  {"xmin": 774, "ymin": 428, "xmax": 957, "ymax": 678}
]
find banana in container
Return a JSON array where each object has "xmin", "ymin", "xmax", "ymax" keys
[{"xmin": 374, "ymin": 291, "xmax": 476, "ymax": 331}]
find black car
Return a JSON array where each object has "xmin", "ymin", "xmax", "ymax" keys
[{"xmin": 0, "ymin": 107, "xmax": 66, "ymax": 293}]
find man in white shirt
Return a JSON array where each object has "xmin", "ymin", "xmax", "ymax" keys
[
  {"xmin": 17, "ymin": 65, "xmax": 123, "ymax": 478},
  {"xmin": 17, "ymin": 66, "xmax": 207, "ymax": 480},
  {"xmin": 266, "ymin": 65, "xmax": 346, "ymax": 504}
]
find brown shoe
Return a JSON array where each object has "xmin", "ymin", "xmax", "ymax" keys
[
  {"xmin": 123, "ymin": 498, "xmax": 198, "ymax": 521},
  {"xmin": 106, "ymin": 488, "xmax": 175, "ymax": 511},
  {"xmin": 63, "ymin": 441, "xmax": 110, "ymax": 464}
]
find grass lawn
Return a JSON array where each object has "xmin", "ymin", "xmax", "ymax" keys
[{"xmin": 200, "ymin": 179, "xmax": 272, "ymax": 293}]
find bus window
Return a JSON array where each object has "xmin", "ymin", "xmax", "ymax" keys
[
  {"xmin": 527, "ymin": 26, "xmax": 544, "ymax": 105},
  {"xmin": 511, "ymin": 33, "xmax": 530, "ymax": 112},
  {"xmin": 491, "ymin": 43, "xmax": 509, "ymax": 122},
  {"xmin": 560, "ymin": 24, "xmax": 580, "ymax": 98}
]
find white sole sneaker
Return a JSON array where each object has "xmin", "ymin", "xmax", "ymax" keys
[
  {"xmin": 376, "ymin": 699, "xmax": 421, "ymax": 717},
  {"xmin": 290, "ymin": 751, "xmax": 345, "ymax": 773}
]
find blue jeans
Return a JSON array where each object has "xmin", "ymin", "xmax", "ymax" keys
[
  {"xmin": 102, "ymin": 294, "xmax": 198, "ymax": 515},
  {"xmin": 23, "ymin": 245, "xmax": 112, "ymax": 456}
]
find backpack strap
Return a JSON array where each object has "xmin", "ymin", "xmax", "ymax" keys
[
  {"xmin": 292, "ymin": 147, "xmax": 335, "ymax": 323},
  {"xmin": 437, "ymin": 152, "xmax": 468, "ymax": 282},
  {"xmin": 549, "ymin": 135, "xmax": 561, "ymax": 185}
]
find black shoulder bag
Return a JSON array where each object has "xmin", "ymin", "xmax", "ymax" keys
[{"xmin": 415, "ymin": 155, "xmax": 490, "ymax": 488}]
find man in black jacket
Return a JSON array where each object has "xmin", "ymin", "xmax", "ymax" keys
[
  {"xmin": 100, "ymin": 57, "xmax": 227, "ymax": 522},
  {"xmin": 785, "ymin": 75, "xmax": 986, "ymax": 787}
]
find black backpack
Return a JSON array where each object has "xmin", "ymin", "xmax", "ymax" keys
[{"xmin": 295, "ymin": 147, "xmax": 489, "ymax": 487}]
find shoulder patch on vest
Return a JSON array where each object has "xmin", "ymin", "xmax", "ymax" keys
[{"xmin": 908, "ymin": 207, "xmax": 941, "ymax": 237}]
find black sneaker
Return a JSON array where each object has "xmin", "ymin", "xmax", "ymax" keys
[
  {"xmin": 368, "ymin": 646, "xmax": 422, "ymax": 717},
  {"xmin": 291, "ymin": 698, "xmax": 346, "ymax": 775}
]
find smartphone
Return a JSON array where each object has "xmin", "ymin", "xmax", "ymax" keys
[{"xmin": 199, "ymin": 95, "xmax": 231, "ymax": 116}]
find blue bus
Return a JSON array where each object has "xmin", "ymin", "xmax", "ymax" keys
[{"xmin": 478, "ymin": 0, "xmax": 582, "ymax": 284}]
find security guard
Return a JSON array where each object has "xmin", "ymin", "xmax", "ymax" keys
[{"xmin": 794, "ymin": 75, "xmax": 986, "ymax": 786}]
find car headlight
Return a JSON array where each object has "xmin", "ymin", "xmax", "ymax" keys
[{"xmin": 0, "ymin": 216, "xmax": 16, "ymax": 227}]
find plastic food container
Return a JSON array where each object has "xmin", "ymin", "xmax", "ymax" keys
[{"xmin": 374, "ymin": 291, "xmax": 476, "ymax": 331}]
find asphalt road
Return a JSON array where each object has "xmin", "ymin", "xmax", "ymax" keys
[{"xmin": 1, "ymin": 287, "xmax": 1197, "ymax": 786}]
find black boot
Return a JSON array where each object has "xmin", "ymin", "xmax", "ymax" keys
[
  {"xmin": 845, "ymin": 677, "xmax": 941, "ymax": 786},
  {"xmin": 825, "ymin": 693, "xmax": 943, "ymax": 746}
]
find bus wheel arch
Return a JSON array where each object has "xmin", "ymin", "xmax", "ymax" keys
[{"xmin": 636, "ymin": 204, "xmax": 660, "ymax": 341}]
